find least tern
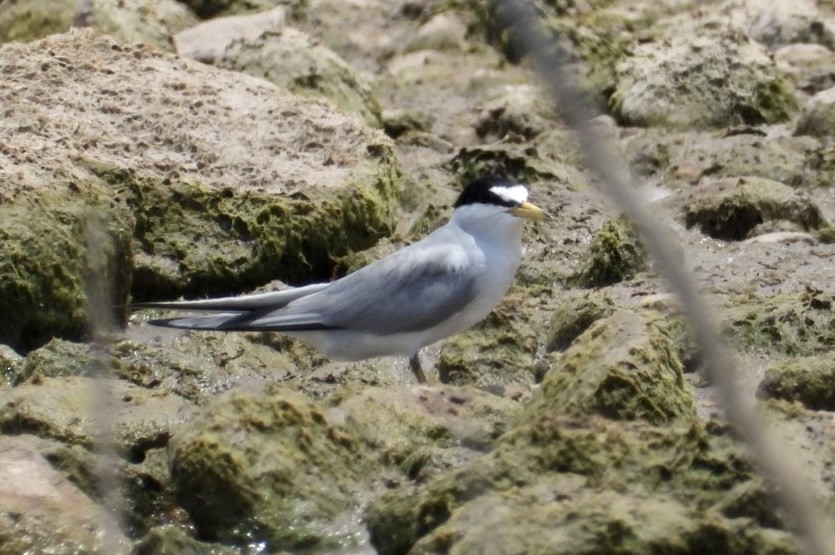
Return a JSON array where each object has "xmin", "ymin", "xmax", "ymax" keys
[{"xmin": 135, "ymin": 175, "xmax": 544, "ymax": 383}]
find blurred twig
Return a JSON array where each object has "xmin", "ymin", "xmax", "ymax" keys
[
  {"xmin": 84, "ymin": 216, "xmax": 126, "ymax": 553},
  {"xmin": 489, "ymin": 1, "xmax": 835, "ymax": 554}
]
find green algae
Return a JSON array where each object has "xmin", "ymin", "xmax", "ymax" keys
[
  {"xmin": 569, "ymin": 217, "xmax": 647, "ymax": 288},
  {"xmin": 758, "ymin": 354, "xmax": 835, "ymax": 411},
  {"xmin": 528, "ymin": 310, "xmax": 694, "ymax": 423},
  {"xmin": 334, "ymin": 385, "xmax": 518, "ymax": 480},
  {"xmin": 367, "ymin": 416, "xmax": 790, "ymax": 555},
  {"xmin": 169, "ymin": 385, "xmax": 374, "ymax": 552},
  {"xmin": 133, "ymin": 525, "xmax": 239, "ymax": 555},
  {"xmin": 0, "ymin": 1, "xmax": 77, "ymax": 43},
  {"xmin": 0, "ymin": 187, "xmax": 133, "ymax": 352},
  {"xmin": 447, "ymin": 141, "xmax": 555, "ymax": 185},
  {"xmin": 85, "ymin": 159, "xmax": 398, "ymax": 300},
  {"xmin": 436, "ymin": 292, "xmax": 538, "ymax": 387},
  {"xmin": 682, "ymin": 176, "xmax": 826, "ymax": 241},
  {"xmin": 725, "ymin": 289, "xmax": 835, "ymax": 357},
  {"xmin": 220, "ymin": 28, "xmax": 383, "ymax": 128},
  {"xmin": 544, "ymin": 290, "xmax": 616, "ymax": 353}
]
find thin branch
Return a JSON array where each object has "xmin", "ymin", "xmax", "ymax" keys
[{"xmin": 489, "ymin": 1, "xmax": 835, "ymax": 554}]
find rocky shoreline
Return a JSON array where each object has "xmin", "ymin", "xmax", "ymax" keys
[{"xmin": 1, "ymin": 0, "xmax": 833, "ymax": 553}]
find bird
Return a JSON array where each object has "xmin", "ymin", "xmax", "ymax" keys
[{"xmin": 134, "ymin": 175, "xmax": 544, "ymax": 383}]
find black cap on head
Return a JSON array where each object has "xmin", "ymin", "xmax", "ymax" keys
[{"xmin": 454, "ymin": 175, "xmax": 523, "ymax": 208}]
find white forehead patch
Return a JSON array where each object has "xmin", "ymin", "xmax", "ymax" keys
[{"xmin": 490, "ymin": 184, "xmax": 528, "ymax": 204}]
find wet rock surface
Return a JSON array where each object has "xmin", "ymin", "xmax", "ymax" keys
[{"xmin": 0, "ymin": 0, "xmax": 834, "ymax": 553}]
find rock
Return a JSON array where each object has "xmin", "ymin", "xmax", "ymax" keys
[
  {"xmin": 367, "ymin": 416, "xmax": 790, "ymax": 555},
  {"xmin": 0, "ymin": 376, "xmax": 195, "ymax": 455},
  {"xmin": 611, "ymin": 26, "xmax": 798, "ymax": 128},
  {"xmin": 795, "ymin": 86, "xmax": 835, "ymax": 137},
  {"xmin": 409, "ymin": 483, "xmax": 793, "ymax": 555},
  {"xmin": 0, "ymin": 30, "xmax": 398, "ymax": 350},
  {"xmin": 334, "ymin": 385, "xmax": 519, "ymax": 479},
  {"xmin": 173, "ymin": 5, "xmax": 288, "ymax": 62},
  {"xmin": 214, "ymin": 27, "xmax": 383, "ymax": 127},
  {"xmin": 0, "ymin": 344, "xmax": 22, "ymax": 384},
  {"xmin": 0, "ymin": 0, "xmax": 198, "ymax": 52},
  {"xmin": 674, "ymin": 176, "xmax": 826, "ymax": 241},
  {"xmin": 382, "ymin": 108, "xmax": 433, "ymax": 139},
  {"xmin": 133, "ymin": 525, "xmax": 238, "ymax": 555},
  {"xmin": 436, "ymin": 292, "xmax": 538, "ymax": 387},
  {"xmin": 569, "ymin": 217, "xmax": 648, "ymax": 288},
  {"xmin": 0, "ymin": 436, "xmax": 131, "ymax": 554},
  {"xmin": 474, "ymin": 84, "xmax": 556, "ymax": 140},
  {"xmin": 403, "ymin": 11, "xmax": 469, "ymax": 53},
  {"xmin": 169, "ymin": 385, "xmax": 374, "ymax": 551},
  {"xmin": 725, "ymin": 288, "xmax": 835, "ymax": 356},
  {"xmin": 526, "ymin": 310, "xmax": 694, "ymax": 423},
  {"xmin": 775, "ymin": 43, "xmax": 835, "ymax": 94},
  {"xmin": 446, "ymin": 135, "xmax": 575, "ymax": 185},
  {"xmin": 747, "ymin": 0, "xmax": 835, "ymax": 51},
  {"xmin": 758, "ymin": 354, "xmax": 835, "ymax": 410},
  {"xmin": 544, "ymin": 291, "xmax": 616, "ymax": 353},
  {"xmin": 623, "ymin": 128, "xmax": 822, "ymax": 190}
]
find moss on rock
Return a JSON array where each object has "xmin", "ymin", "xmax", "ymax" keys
[
  {"xmin": 758, "ymin": 354, "xmax": 835, "ymax": 411},
  {"xmin": 437, "ymin": 292, "xmax": 538, "ymax": 387},
  {"xmin": 676, "ymin": 176, "xmax": 826, "ymax": 241},
  {"xmin": 367, "ymin": 416, "xmax": 789, "ymax": 555},
  {"xmin": 725, "ymin": 289, "xmax": 835, "ymax": 357},
  {"xmin": 215, "ymin": 27, "xmax": 383, "ymax": 128},
  {"xmin": 544, "ymin": 290, "xmax": 616, "ymax": 353},
  {"xmin": 0, "ymin": 187, "xmax": 133, "ymax": 352},
  {"xmin": 527, "ymin": 310, "xmax": 694, "ymax": 423},
  {"xmin": 569, "ymin": 217, "xmax": 647, "ymax": 288},
  {"xmin": 611, "ymin": 28, "xmax": 798, "ymax": 129},
  {"xmin": 169, "ymin": 386, "xmax": 374, "ymax": 551}
]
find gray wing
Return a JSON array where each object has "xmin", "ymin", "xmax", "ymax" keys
[{"xmin": 227, "ymin": 238, "xmax": 481, "ymax": 334}]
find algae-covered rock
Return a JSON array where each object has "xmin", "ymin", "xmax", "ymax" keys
[
  {"xmin": 382, "ymin": 108, "xmax": 434, "ymax": 139},
  {"xmin": 436, "ymin": 292, "xmax": 538, "ymax": 387},
  {"xmin": 0, "ymin": 178, "xmax": 133, "ymax": 351},
  {"xmin": 796, "ymin": 86, "xmax": 835, "ymax": 138},
  {"xmin": 611, "ymin": 27, "xmax": 798, "ymax": 128},
  {"xmin": 725, "ymin": 289, "xmax": 835, "ymax": 356},
  {"xmin": 0, "ymin": 0, "xmax": 198, "ymax": 51},
  {"xmin": 0, "ymin": 376, "xmax": 195, "ymax": 454},
  {"xmin": 544, "ymin": 290, "xmax": 616, "ymax": 352},
  {"xmin": 0, "ymin": 30, "xmax": 399, "ymax": 333},
  {"xmin": 758, "ymin": 354, "xmax": 835, "ymax": 411},
  {"xmin": 367, "ymin": 416, "xmax": 789, "ymax": 555},
  {"xmin": 676, "ymin": 176, "xmax": 826, "ymax": 241},
  {"xmin": 409, "ymin": 483, "xmax": 794, "ymax": 555},
  {"xmin": 133, "ymin": 525, "xmax": 238, "ymax": 555},
  {"xmin": 623, "ymin": 129, "xmax": 820, "ymax": 191},
  {"xmin": 0, "ymin": 344, "xmax": 22, "ymax": 385},
  {"xmin": 527, "ymin": 310, "xmax": 694, "ymax": 423},
  {"xmin": 12, "ymin": 336, "xmax": 243, "ymax": 404},
  {"xmin": 206, "ymin": 27, "xmax": 383, "ymax": 128},
  {"xmin": 446, "ymin": 136, "xmax": 569, "ymax": 185},
  {"xmin": 0, "ymin": 437, "xmax": 131, "ymax": 555},
  {"xmin": 169, "ymin": 386, "xmax": 374, "ymax": 551},
  {"xmin": 335, "ymin": 385, "xmax": 519, "ymax": 479},
  {"xmin": 748, "ymin": 0, "xmax": 835, "ymax": 51},
  {"xmin": 474, "ymin": 84, "xmax": 556, "ymax": 140},
  {"xmin": 569, "ymin": 217, "xmax": 647, "ymax": 288}
]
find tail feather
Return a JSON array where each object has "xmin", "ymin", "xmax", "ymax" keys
[
  {"xmin": 132, "ymin": 283, "xmax": 329, "ymax": 312},
  {"xmin": 147, "ymin": 313, "xmax": 245, "ymax": 330}
]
